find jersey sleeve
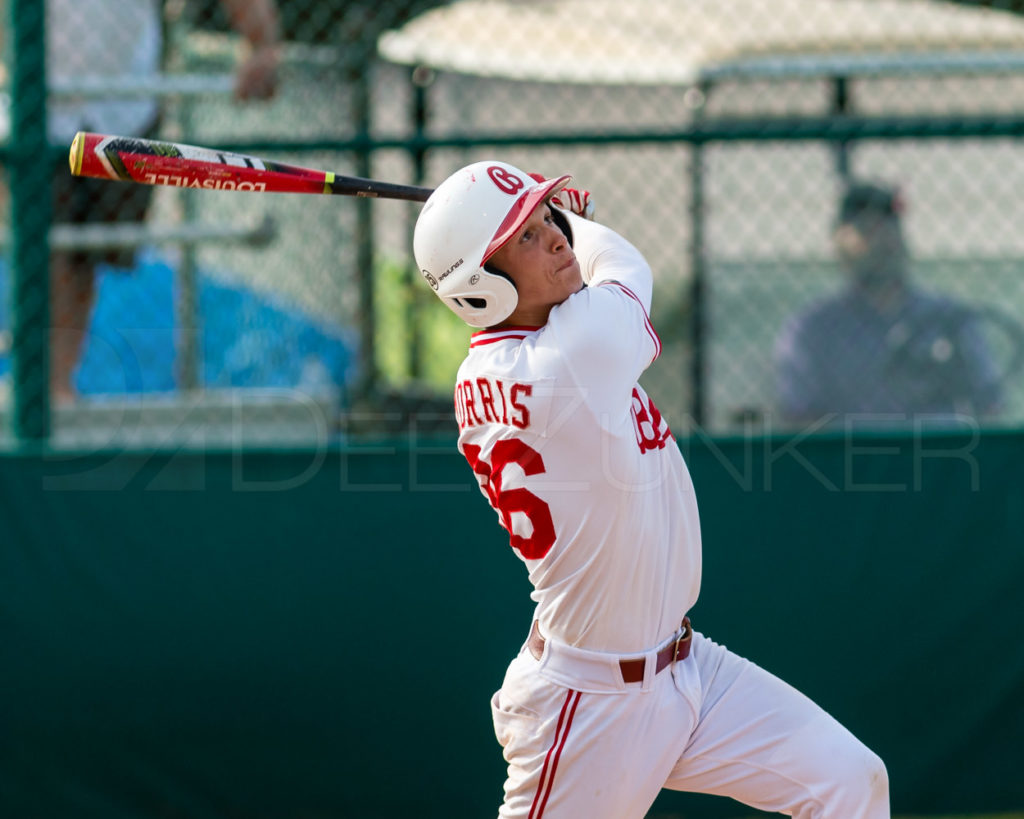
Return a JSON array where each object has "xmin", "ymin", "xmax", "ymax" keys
[
  {"xmin": 546, "ymin": 214, "xmax": 661, "ymax": 421},
  {"xmin": 566, "ymin": 212, "xmax": 654, "ymax": 312}
]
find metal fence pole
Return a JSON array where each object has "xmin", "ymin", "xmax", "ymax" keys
[
  {"xmin": 8, "ymin": 0, "xmax": 50, "ymax": 442},
  {"xmin": 832, "ymin": 75, "xmax": 851, "ymax": 180},
  {"xmin": 408, "ymin": 64, "xmax": 433, "ymax": 382},
  {"xmin": 176, "ymin": 100, "xmax": 202, "ymax": 394},
  {"xmin": 351, "ymin": 63, "xmax": 376, "ymax": 402},
  {"xmin": 688, "ymin": 81, "xmax": 711, "ymax": 429}
]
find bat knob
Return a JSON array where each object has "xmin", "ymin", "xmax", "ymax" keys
[{"xmin": 69, "ymin": 131, "xmax": 86, "ymax": 177}]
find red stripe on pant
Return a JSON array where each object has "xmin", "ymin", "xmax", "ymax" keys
[{"xmin": 529, "ymin": 690, "xmax": 582, "ymax": 819}]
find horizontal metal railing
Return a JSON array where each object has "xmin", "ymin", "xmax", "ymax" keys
[{"xmin": 0, "ymin": 215, "xmax": 275, "ymax": 252}]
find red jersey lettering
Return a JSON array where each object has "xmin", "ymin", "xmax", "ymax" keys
[
  {"xmin": 631, "ymin": 387, "xmax": 672, "ymax": 453},
  {"xmin": 462, "ymin": 379, "xmax": 484, "ymax": 427},
  {"xmin": 494, "ymin": 379, "xmax": 510, "ymax": 425},
  {"xmin": 462, "ymin": 440, "xmax": 556, "ymax": 560},
  {"xmin": 456, "ymin": 377, "xmax": 533, "ymax": 431},
  {"xmin": 510, "ymin": 383, "xmax": 532, "ymax": 429},
  {"xmin": 477, "ymin": 377, "xmax": 499, "ymax": 423}
]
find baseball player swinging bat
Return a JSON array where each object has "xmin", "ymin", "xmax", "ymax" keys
[{"xmin": 68, "ymin": 131, "xmax": 435, "ymax": 202}]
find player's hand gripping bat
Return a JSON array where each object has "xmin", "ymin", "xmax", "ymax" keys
[{"xmin": 68, "ymin": 131, "xmax": 435, "ymax": 202}]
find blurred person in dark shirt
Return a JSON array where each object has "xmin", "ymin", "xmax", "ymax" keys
[{"xmin": 774, "ymin": 180, "xmax": 1003, "ymax": 428}]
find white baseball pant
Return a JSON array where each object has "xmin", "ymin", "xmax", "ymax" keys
[{"xmin": 491, "ymin": 627, "xmax": 889, "ymax": 818}]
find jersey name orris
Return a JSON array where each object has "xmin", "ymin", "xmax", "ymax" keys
[{"xmin": 455, "ymin": 377, "xmax": 532, "ymax": 430}]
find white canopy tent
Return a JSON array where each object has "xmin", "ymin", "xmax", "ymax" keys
[{"xmin": 378, "ymin": 0, "xmax": 1024, "ymax": 86}]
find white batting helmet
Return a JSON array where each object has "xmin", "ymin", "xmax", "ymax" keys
[{"xmin": 413, "ymin": 161, "xmax": 571, "ymax": 328}]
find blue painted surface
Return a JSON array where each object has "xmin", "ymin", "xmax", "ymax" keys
[{"xmin": 0, "ymin": 252, "xmax": 355, "ymax": 398}]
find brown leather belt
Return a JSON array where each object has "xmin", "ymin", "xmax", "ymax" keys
[{"xmin": 527, "ymin": 617, "xmax": 692, "ymax": 685}]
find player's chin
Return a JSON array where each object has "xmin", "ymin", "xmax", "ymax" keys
[{"xmin": 554, "ymin": 257, "xmax": 582, "ymax": 284}]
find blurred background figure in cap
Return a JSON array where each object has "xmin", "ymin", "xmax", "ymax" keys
[{"xmin": 774, "ymin": 179, "xmax": 1004, "ymax": 428}]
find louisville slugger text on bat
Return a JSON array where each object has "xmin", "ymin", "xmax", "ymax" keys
[{"xmin": 69, "ymin": 131, "xmax": 434, "ymax": 202}]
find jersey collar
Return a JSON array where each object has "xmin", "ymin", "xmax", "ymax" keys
[{"xmin": 470, "ymin": 325, "xmax": 542, "ymax": 347}]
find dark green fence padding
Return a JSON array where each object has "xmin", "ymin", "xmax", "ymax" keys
[{"xmin": 1, "ymin": 432, "xmax": 1022, "ymax": 817}]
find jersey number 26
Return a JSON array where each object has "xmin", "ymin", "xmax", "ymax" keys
[{"xmin": 462, "ymin": 440, "xmax": 556, "ymax": 560}]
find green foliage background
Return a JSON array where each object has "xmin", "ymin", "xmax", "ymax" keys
[{"xmin": 374, "ymin": 255, "xmax": 470, "ymax": 393}]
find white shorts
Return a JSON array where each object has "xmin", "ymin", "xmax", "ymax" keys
[{"xmin": 490, "ymin": 628, "xmax": 889, "ymax": 818}]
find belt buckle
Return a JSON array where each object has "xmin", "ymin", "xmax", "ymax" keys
[{"xmin": 672, "ymin": 618, "xmax": 692, "ymax": 663}]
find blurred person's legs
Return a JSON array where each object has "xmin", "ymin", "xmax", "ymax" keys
[
  {"xmin": 51, "ymin": 163, "xmax": 155, "ymax": 402},
  {"xmin": 50, "ymin": 251, "xmax": 96, "ymax": 404}
]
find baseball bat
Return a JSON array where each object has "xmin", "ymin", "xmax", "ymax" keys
[{"xmin": 69, "ymin": 131, "xmax": 435, "ymax": 202}]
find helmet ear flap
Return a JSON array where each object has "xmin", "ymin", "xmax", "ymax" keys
[{"xmin": 444, "ymin": 266, "xmax": 519, "ymax": 328}]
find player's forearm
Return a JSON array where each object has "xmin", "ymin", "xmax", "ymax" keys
[
  {"xmin": 567, "ymin": 213, "xmax": 654, "ymax": 312},
  {"xmin": 219, "ymin": 0, "xmax": 281, "ymax": 51}
]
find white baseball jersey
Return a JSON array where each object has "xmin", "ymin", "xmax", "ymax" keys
[
  {"xmin": 454, "ymin": 213, "xmax": 701, "ymax": 653},
  {"xmin": 463, "ymin": 213, "xmax": 889, "ymax": 819}
]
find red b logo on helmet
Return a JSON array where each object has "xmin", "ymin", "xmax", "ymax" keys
[{"xmin": 488, "ymin": 166, "xmax": 525, "ymax": 195}]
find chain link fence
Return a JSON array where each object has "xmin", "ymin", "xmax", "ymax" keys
[{"xmin": 3, "ymin": 0, "xmax": 1024, "ymax": 446}]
